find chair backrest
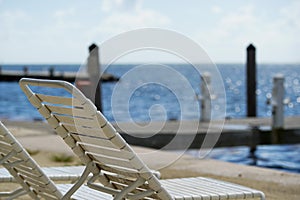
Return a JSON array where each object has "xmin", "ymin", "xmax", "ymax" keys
[
  {"xmin": 0, "ymin": 121, "xmax": 63, "ymax": 199},
  {"xmin": 20, "ymin": 78, "xmax": 172, "ymax": 200}
]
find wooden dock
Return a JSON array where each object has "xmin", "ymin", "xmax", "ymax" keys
[
  {"xmin": 2, "ymin": 116, "xmax": 300, "ymax": 150},
  {"xmin": 112, "ymin": 116, "xmax": 300, "ymax": 150},
  {"xmin": 0, "ymin": 70, "xmax": 119, "ymax": 82}
]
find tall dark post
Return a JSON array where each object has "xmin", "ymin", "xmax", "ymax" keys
[
  {"xmin": 246, "ymin": 44, "xmax": 256, "ymax": 117},
  {"xmin": 49, "ymin": 66, "xmax": 54, "ymax": 78},
  {"xmin": 23, "ymin": 66, "xmax": 29, "ymax": 76},
  {"xmin": 88, "ymin": 43, "xmax": 102, "ymax": 112}
]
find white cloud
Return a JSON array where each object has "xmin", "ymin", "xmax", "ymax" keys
[
  {"xmin": 91, "ymin": 0, "xmax": 170, "ymax": 38},
  {"xmin": 51, "ymin": 7, "xmax": 80, "ymax": 30},
  {"xmin": 196, "ymin": 4, "xmax": 257, "ymax": 44},
  {"xmin": 0, "ymin": 9, "xmax": 31, "ymax": 43},
  {"xmin": 218, "ymin": 5, "xmax": 256, "ymax": 38},
  {"xmin": 0, "ymin": 0, "xmax": 171, "ymax": 63},
  {"xmin": 193, "ymin": 5, "xmax": 256, "ymax": 61},
  {"xmin": 53, "ymin": 7, "xmax": 76, "ymax": 19},
  {"xmin": 101, "ymin": 0, "xmax": 141, "ymax": 12},
  {"xmin": 279, "ymin": 1, "xmax": 300, "ymax": 33},
  {"xmin": 100, "ymin": 10, "xmax": 170, "ymax": 34},
  {"xmin": 1, "ymin": 1, "xmax": 298, "ymax": 63},
  {"xmin": 211, "ymin": 6, "xmax": 222, "ymax": 14},
  {"xmin": 0, "ymin": 5, "xmax": 87, "ymax": 63},
  {"xmin": 0, "ymin": 9, "xmax": 29, "ymax": 25},
  {"xmin": 194, "ymin": 2, "xmax": 300, "ymax": 63}
]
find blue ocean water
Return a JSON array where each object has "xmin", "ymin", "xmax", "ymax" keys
[
  {"xmin": 0, "ymin": 63, "xmax": 300, "ymax": 173},
  {"xmin": 186, "ymin": 144, "xmax": 300, "ymax": 174},
  {"xmin": 1, "ymin": 63, "xmax": 300, "ymax": 121}
]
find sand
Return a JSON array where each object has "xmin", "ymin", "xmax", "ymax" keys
[{"xmin": 1, "ymin": 120, "xmax": 300, "ymax": 199}]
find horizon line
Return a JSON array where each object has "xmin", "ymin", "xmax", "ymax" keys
[{"xmin": 1, "ymin": 62, "xmax": 300, "ymax": 66}]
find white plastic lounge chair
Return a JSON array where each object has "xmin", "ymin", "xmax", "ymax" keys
[
  {"xmin": 0, "ymin": 124, "xmax": 159, "ymax": 185},
  {"xmin": 0, "ymin": 122, "xmax": 92, "ymax": 193},
  {"xmin": 0, "ymin": 164, "xmax": 87, "ymax": 183},
  {"xmin": 0, "ymin": 121, "xmax": 112, "ymax": 199},
  {"xmin": 20, "ymin": 78, "xmax": 265, "ymax": 200}
]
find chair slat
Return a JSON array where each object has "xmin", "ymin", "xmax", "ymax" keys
[
  {"xmin": 87, "ymin": 152, "xmax": 134, "ymax": 170},
  {"xmin": 62, "ymin": 124, "xmax": 108, "ymax": 139},
  {"xmin": 29, "ymin": 183, "xmax": 58, "ymax": 197},
  {"xmin": 71, "ymin": 133, "xmax": 116, "ymax": 149},
  {"xmin": 46, "ymin": 105, "xmax": 92, "ymax": 117},
  {"xmin": 54, "ymin": 114, "xmax": 98, "ymax": 128},
  {"xmin": 36, "ymin": 94, "xmax": 81, "ymax": 106},
  {"xmin": 100, "ymin": 166, "xmax": 140, "ymax": 179},
  {"xmin": 100, "ymin": 167, "xmax": 142, "ymax": 180},
  {"xmin": 0, "ymin": 142, "xmax": 13, "ymax": 152},
  {"xmin": 79, "ymin": 143, "xmax": 134, "ymax": 160},
  {"xmin": 106, "ymin": 174, "xmax": 136, "ymax": 187},
  {"xmin": 10, "ymin": 162, "xmax": 35, "ymax": 173},
  {"xmin": 13, "ymin": 167, "xmax": 43, "ymax": 181}
]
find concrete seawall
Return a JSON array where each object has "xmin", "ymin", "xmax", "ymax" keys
[{"xmin": 113, "ymin": 117, "xmax": 300, "ymax": 149}]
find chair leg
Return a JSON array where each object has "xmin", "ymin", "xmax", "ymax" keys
[
  {"xmin": 0, "ymin": 188, "xmax": 27, "ymax": 200},
  {"xmin": 61, "ymin": 162, "xmax": 94, "ymax": 200}
]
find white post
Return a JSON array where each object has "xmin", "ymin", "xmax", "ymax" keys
[
  {"xmin": 272, "ymin": 74, "xmax": 284, "ymax": 129},
  {"xmin": 200, "ymin": 72, "xmax": 211, "ymax": 122}
]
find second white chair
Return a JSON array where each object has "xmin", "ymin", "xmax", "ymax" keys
[{"xmin": 20, "ymin": 78, "xmax": 265, "ymax": 200}]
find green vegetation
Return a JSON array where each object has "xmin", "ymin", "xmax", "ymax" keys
[
  {"xmin": 26, "ymin": 149, "xmax": 39, "ymax": 156},
  {"xmin": 51, "ymin": 154, "xmax": 74, "ymax": 163}
]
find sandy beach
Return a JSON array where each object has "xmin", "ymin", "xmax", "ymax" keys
[{"xmin": 1, "ymin": 120, "xmax": 299, "ymax": 200}]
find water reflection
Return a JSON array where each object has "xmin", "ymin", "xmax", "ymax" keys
[{"xmin": 185, "ymin": 144, "xmax": 300, "ymax": 173}]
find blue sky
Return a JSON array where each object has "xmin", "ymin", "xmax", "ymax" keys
[{"xmin": 0, "ymin": 0, "xmax": 299, "ymax": 64}]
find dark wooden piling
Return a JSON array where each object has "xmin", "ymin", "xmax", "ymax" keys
[
  {"xmin": 246, "ymin": 44, "xmax": 257, "ymax": 117},
  {"xmin": 88, "ymin": 43, "xmax": 102, "ymax": 112},
  {"xmin": 23, "ymin": 66, "xmax": 29, "ymax": 76},
  {"xmin": 249, "ymin": 126, "xmax": 260, "ymax": 165},
  {"xmin": 49, "ymin": 67, "xmax": 54, "ymax": 78}
]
